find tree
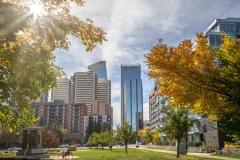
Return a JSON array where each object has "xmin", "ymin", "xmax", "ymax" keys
[
  {"xmin": 49, "ymin": 123, "xmax": 67, "ymax": 144},
  {"xmin": 152, "ymin": 130, "xmax": 160, "ymax": 145},
  {"xmin": 86, "ymin": 135, "xmax": 93, "ymax": 149},
  {"xmin": 146, "ymin": 34, "xmax": 240, "ymax": 135},
  {"xmin": 85, "ymin": 121, "xmax": 101, "ymax": 143},
  {"xmin": 116, "ymin": 122, "xmax": 135, "ymax": 153},
  {"xmin": 137, "ymin": 127, "xmax": 153, "ymax": 145},
  {"xmin": 0, "ymin": 127, "xmax": 22, "ymax": 148},
  {"xmin": 42, "ymin": 127, "xmax": 60, "ymax": 149},
  {"xmin": 160, "ymin": 106, "xmax": 192, "ymax": 158},
  {"xmin": 87, "ymin": 131, "xmax": 112, "ymax": 150},
  {"xmin": 87, "ymin": 132, "xmax": 100, "ymax": 149},
  {"xmin": 0, "ymin": 0, "xmax": 106, "ymax": 130},
  {"xmin": 218, "ymin": 112, "xmax": 240, "ymax": 142},
  {"xmin": 98, "ymin": 131, "xmax": 112, "ymax": 150}
]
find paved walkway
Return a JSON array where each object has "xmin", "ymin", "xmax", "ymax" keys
[
  {"xmin": 139, "ymin": 147, "xmax": 239, "ymax": 160},
  {"xmin": 47, "ymin": 155, "xmax": 79, "ymax": 159}
]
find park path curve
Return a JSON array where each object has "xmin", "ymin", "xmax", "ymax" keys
[{"xmin": 140, "ymin": 147, "xmax": 239, "ymax": 160}]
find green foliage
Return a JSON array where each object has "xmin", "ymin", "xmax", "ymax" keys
[
  {"xmin": 160, "ymin": 106, "xmax": 192, "ymax": 158},
  {"xmin": 116, "ymin": 122, "xmax": 136, "ymax": 153},
  {"xmin": 218, "ymin": 112, "xmax": 240, "ymax": 143},
  {"xmin": 99, "ymin": 131, "xmax": 112, "ymax": 149},
  {"xmin": 85, "ymin": 121, "xmax": 110, "ymax": 143},
  {"xmin": 0, "ymin": 0, "xmax": 106, "ymax": 130},
  {"xmin": 87, "ymin": 131, "xmax": 112, "ymax": 150}
]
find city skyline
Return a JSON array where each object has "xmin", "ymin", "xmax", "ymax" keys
[{"xmin": 53, "ymin": 0, "xmax": 240, "ymax": 128}]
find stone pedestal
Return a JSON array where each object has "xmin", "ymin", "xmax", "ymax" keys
[{"xmin": 16, "ymin": 127, "xmax": 50, "ymax": 159}]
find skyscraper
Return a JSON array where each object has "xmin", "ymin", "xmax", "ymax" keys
[
  {"xmin": 98, "ymin": 79, "xmax": 111, "ymax": 107},
  {"xmin": 88, "ymin": 61, "xmax": 107, "ymax": 80},
  {"xmin": 121, "ymin": 64, "xmax": 143, "ymax": 131},
  {"xmin": 89, "ymin": 61, "xmax": 112, "ymax": 116},
  {"xmin": 73, "ymin": 71, "xmax": 98, "ymax": 114},
  {"xmin": 51, "ymin": 78, "xmax": 73, "ymax": 104}
]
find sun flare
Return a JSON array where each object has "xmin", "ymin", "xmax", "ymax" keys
[{"xmin": 30, "ymin": 2, "xmax": 44, "ymax": 17}]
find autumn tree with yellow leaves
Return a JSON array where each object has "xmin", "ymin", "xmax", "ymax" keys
[
  {"xmin": 146, "ymin": 33, "xmax": 240, "ymax": 136},
  {"xmin": 0, "ymin": 0, "xmax": 106, "ymax": 130}
]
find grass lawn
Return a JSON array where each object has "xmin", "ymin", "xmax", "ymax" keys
[
  {"xmin": 71, "ymin": 148, "xmax": 217, "ymax": 160},
  {"xmin": 211, "ymin": 153, "xmax": 240, "ymax": 159}
]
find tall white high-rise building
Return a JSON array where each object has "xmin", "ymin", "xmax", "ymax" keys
[
  {"xmin": 51, "ymin": 78, "xmax": 73, "ymax": 104},
  {"xmin": 73, "ymin": 71, "xmax": 98, "ymax": 114},
  {"xmin": 98, "ymin": 79, "xmax": 111, "ymax": 106},
  {"xmin": 88, "ymin": 61, "xmax": 111, "ymax": 115}
]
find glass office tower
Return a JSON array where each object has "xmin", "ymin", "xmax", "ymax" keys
[
  {"xmin": 121, "ymin": 64, "xmax": 143, "ymax": 131},
  {"xmin": 88, "ymin": 61, "xmax": 107, "ymax": 80}
]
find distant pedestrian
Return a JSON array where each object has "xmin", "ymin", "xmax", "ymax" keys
[{"xmin": 62, "ymin": 149, "xmax": 70, "ymax": 159}]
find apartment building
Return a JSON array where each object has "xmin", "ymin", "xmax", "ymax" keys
[{"xmin": 32, "ymin": 100, "xmax": 88, "ymax": 144}]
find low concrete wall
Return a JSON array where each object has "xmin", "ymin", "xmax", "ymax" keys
[{"xmin": 222, "ymin": 149, "xmax": 240, "ymax": 156}]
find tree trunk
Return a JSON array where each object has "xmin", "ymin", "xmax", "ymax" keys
[
  {"xmin": 102, "ymin": 144, "xmax": 103, "ymax": 150},
  {"xmin": 176, "ymin": 140, "xmax": 180, "ymax": 158},
  {"xmin": 125, "ymin": 142, "xmax": 128, "ymax": 153}
]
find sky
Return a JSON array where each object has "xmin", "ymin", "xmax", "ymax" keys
[{"xmin": 53, "ymin": 0, "xmax": 240, "ymax": 128}]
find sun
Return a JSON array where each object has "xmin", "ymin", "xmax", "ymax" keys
[{"xmin": 29, "ymin": 2, "xmax": 44, "ymax": 17}]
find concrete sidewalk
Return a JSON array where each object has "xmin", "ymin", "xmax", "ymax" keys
[
  {"xmin": 47, "ymin": 155, "xmax": 79, "ymax": 159},
  {"xmin": 141, "ymin": 148, "xmax": 239, "ymax": 160}
]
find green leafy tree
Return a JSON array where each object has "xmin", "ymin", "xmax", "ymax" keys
[
  {"xmin": 89, "ymin": 132, "xmax": 100, "ymax": 149},
  {"xmin": 116, "ymin": 122, "xmax": 135, "ymax": 153},
  {"xmin": 87, "ymin": 131, "xmax": 112, "ymax": 150},
  {"xmin": 160, "ymin": 106, "xmax": 192, "ymax": 158},
  {"xmin": 98, "ymin": 131, "xmax": 112, "ymax": 150},
  {"xmin": 218, "ymin": 113, "xmax": 240, "ymax": 144},
  {"xmin": 0, "ymin": 0, "xmax": 106, "ymax": 130},
  {"xmin": 85, "ymin": 121, "xmax": 101, "ymax": 143},
  {"xmin": 86, "ymin": 135, "xmax": 93, "ymax": 148}
]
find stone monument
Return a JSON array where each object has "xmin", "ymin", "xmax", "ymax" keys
[{"xmin": 16, "ymin": 127, "xmax": 50, "ymax": 159}]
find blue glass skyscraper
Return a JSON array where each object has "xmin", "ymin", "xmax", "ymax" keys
[
  {"xmin": 88, "ymin": 61, "xmax": 107, "ymax": 80},
  {"xmin": 121, "ymin": 64, "xmax": 143, "ymax": 131}
]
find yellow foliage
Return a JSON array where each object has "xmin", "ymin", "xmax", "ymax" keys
[{"xmin": 146, "ymin": 33, "xmax": 240, "ymax": 119}]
